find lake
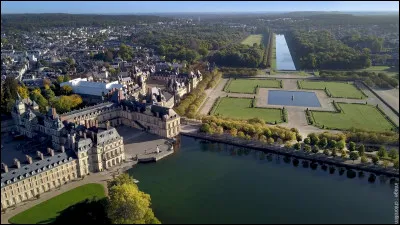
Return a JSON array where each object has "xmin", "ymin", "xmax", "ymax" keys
[
  {"xmin": 268, "ymin": 90, "xmax": 321, "ymax": 107},
  {"xmin": 128, "ymin": 136, "xmax": 396, "ymax": 224},
  {"xmin": 275, "ymin": 34, "xmax": 296, "ymax": 71}
]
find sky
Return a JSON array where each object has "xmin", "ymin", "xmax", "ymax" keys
[{"xmin": 1, "ymin": 1, "xmax": 399, "ymax": 14}]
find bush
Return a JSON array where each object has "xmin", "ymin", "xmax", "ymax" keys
[
  {"xmin": 331, "ymin": 148, "xmax": 337, "ymax": 157},
  {"xmin": 323, "ymin": 149, "xmax": 330, "ymax": 156},
  {"xmin": 296, "ymin": 134, "xmax": 303, "ymax": 142},
  {"xmin": 308, "ymin": 133, "xmax": 319, "ymax": 145},
  {"xmin": 304, "ymin": 137, "xmax": 311, "ymax": 145},
  {"xmin": 336, "ymin": 140, "xmax": 346, "ymax": 150}
]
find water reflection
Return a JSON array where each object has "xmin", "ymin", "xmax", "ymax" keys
[
  {"xmin": 195, "ymin": 139, "xmax": 398, "ymax": 186},
  {"xmin": 275, "ymin": 34, "xmax": 296, "ymax": 71}
]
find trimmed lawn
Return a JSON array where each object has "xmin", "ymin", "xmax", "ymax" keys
[
  {"xmin": 212, "ymin": 97, "xmax": 283, "ymax": 123},
  {"xmin": 241, "ymin": 34, "xmax": 263, "ymax": 46},
  {"xmin": 299, "ymin": 81, "xmax": 365, "ymax": 99},
  {"xmin": 225, "ymin": 79, "xmax": 281, "ymax": 94},
  {"xmin": 311, "ymin": 103, "xmax": 395, "ymax": 132},
  {"xmin": 9, "ymin": 183, "xmax": 106, "ymax": 224}
]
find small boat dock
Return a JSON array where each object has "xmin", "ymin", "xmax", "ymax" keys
[{"xmin": 137, "ymin": 149, "xmax": 174, "ymax": 162}]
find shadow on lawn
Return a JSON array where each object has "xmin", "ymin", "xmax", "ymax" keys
[{"xmin": 37, "ymin": 197, "xmax": 110, "ymax": 224}]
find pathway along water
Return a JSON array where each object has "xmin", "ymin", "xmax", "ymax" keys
[{"xmin": 129, "ymin": 136, "xmax": 397, "ymax": 224}]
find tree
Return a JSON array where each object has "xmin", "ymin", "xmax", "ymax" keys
[
  {"xmin": 198, "ymin": 48, "xmax": 209, "ymax": 57},
  {"xmin": 107, "ymin": 183, "xmax": 160, "ymax": 224},
  {"xmin": 331, "ymin": 148, "xmax": 337, "ymax": 157},
  {"xmin": 318, "ymin": 137, "xmax": 328, "ymax": 148},
  {"xmin": 57, "ymin": 75, "xmax": 65, "ymax": 84},
  {"xmin": 44, "ymin": 88, "xmax": 56, "ymax": 101},
  {"xmin": 17, "ymin": 85, "xmax": 29, "ymax": 99},
  {"xmin": 328, "ymin": 139, "xmax": 337, "ymax": 149},
  {"xmin": 360, "ymin": 155, "xmax": 368, "ymax": 163},
  {"xmin": 107, "ymin": 173, "xmax": 135, "ymax": 189},
  {"xmin": 323, "ymin": 149, "xmax": 330, "ymax": 156},
  {"xmin": 377, "ymin": 146, "xmax": 387, "ymax": 158},
  {"xmin": 388, "ymin": 149, "xmax": 398, "ymax": 160},
  {"xmin": 308, "ymin": 133, "xmax": 319, "ymax": 145},
  {"xmin": 394, "ymin": 158, "xmax": 399, "ymax": 170},
  {"xmin": 341, "ymin": 150, "xmax": 347, "ymax": 159},
  {"xmin": 296, "ymin": 134, "xmax": 302, "ymax": 142},
  {"xmin": 293, "ymin": 143, "xmax": 301, "ymax": 150},
  {"xmin": 336, "ymin": 140, "xmax": 345, "ymax": 150},
  {"xmin": 382, "ymin": 160, "xmax": 389, "ymax": 168},
  {"xmin": 61, "ymin": 85, "xmax": 73, "ymax": 95},
  {"xmin": 229, "ymin": 128, "xmax": 238, "ymax": 137},
  {"xmin": 304, "ymin": 145, "xmax": 312, "ymax": 153},
  {"xmin": 348, "ymin": 141, "xmax": 356, "ymax": 151},
  {"xmin": 371, "ymin": 155, "xmax": 379, "ymax": 165},
  {"xmin": 216, "ymin": 126, "xmax": 224, "ymax": 135},
  {"xmin": 64, "ymin": 75, "xmax": 71, "ymax": 82},
  {"xmin": 349, "ymin": 151, "xmax": 360, "ymax": 162},
  {"xmin": 312, "ymin": 145, "xmax": 320, "ymax": 153},
  {"xmin": 303, "ymin": 137, "xmax": 311, "ymax": 145},
  {"xmin": 358, "ymin": 144, "xmax": 365, "ymax": 156}
]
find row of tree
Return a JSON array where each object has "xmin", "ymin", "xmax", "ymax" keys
[
  {"xmin": 200, "ymin": 116, "xmax": 299, "ymax": 143},
  {"xmin": 174, "ymin": 69, "xmax": 222, "ymax": 118},
  {"xmin": 318, "ymin": 70, "xmax": 399, "ymax": 88}
]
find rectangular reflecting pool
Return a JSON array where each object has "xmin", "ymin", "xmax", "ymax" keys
[
  {"xmin": 268, "ymin": 90, "xmax": 321, "ymax": 107},
  {"xmin": 275, "ymin": 34, "xmax": 296, "ymax": 71}
]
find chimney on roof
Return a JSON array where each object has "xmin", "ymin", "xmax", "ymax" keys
[
  {"xmin": 95, "ymin": 120, "xmax": 99, "ymax": 128},
  {"xmin": 83, "ymin": 132, "xmax": 87, "ymax": 139},
  {"xmin": 37, "ymin": 151, "xmax": 44, "ymax": 160},
  {"xmin": 1, "ymin": 163, "xmax": 8, "ymax": 173},
  {"xmin": 47, "ymin": 147, "xmax": 54, "ymax": 156},
  {"xmin": 51, "ymin": 107, "xmax": 57, "ymax": 119},
  {"xmin": 60, "ymin": 145, "xmax": 65, "ymax": 153},
  {"xmin": 14, "ymin": 158, "xmax": 21, "ymax": 168},
  {"xmin": 26, "ymin": 155, "xmax": 33, "ymax": 164},
  {"xmin": 106, "ymin": 121, "xmax": 110, "ymax": 130}
]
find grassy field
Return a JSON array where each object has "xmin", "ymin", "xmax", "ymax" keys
[
  {"xmin": 225, "ymin": 79, "xmax": 281, "ymax": 94},
  {"xmin": 212, "ymin": 97, "xmax": 283, "ymax": 123},
  {"xmin": 299, "ymin": 81, "xmax": 366, "ymax": 99},
  {"xmin": 241, "ymin": 34, "xmax": 263, "ymax": 46},
  {"xmin": 9, "ymin": 183, "xmax": 106, "ymax": 224},
  {"xmin": 311, "ymin": 103, "xmax": 395, "ymax": 132}
]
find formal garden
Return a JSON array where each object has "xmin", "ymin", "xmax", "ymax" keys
[
  {"xmin": 210, "ymin": 97, "xmax": 284, "ymax": 124},
  {"xmin": 224, "ymin": 78, "xmax": 282, "ymax": 94},
  {"xmin": 298, "ymin": 80, "xmax": 367, "ymax": 99},
  {"xmin": 309, "ymin": 103, "xmax": 397, "ymax": 132}
]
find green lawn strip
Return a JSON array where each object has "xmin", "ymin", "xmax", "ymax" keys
[
  {"xmin": 9, "ymin": 183, "xmax": 106, "ymax": 224},
  {"xmin": 225, "ymin": 79, "xmax": 281, "ymax": 94},
  {"xmin": 299, "ymin": 81, "xmax": 366, "ymax": 99},
  {"xmin": 241, "ymin": 34, "xmax": 263, "ymax": 46},
  {"xmin": 311, "ymin": 103, "xmax": 395, "ymax": 132},
  {"xmin": 212, "ymin": 97, "xmax": 283, "ymax": 124}
]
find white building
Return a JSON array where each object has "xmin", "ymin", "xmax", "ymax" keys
[{"xmin": 60, "ymin": 78, "xmax": 123, "ymax": 97}]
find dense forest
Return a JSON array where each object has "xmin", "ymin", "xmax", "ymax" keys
[
  {"xmin": 1, "ymin": 14, "xmax": 170, "ymax": 31},
  {"xmin": 131, "ymin": 25, "xmax": 247, "ymax": 63},
  {"xmin": 285, "ymin": 30, "xmax": 371, "ymax": 70},
  {"xmin": 208, "ymin": 43, "xmax": 264, "ymax": 68}
]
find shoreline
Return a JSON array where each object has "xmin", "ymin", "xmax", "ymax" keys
[{"xmin": 181, "ymin": 132, "xmax": 400, "ymax": 177}]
